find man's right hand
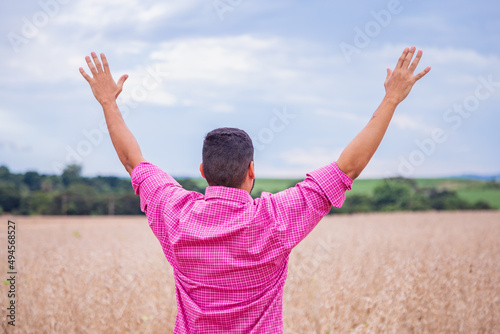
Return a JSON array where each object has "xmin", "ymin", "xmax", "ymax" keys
[{"xmin": 384, "ymin": 46, "xmax": 431, "ymax": 105}]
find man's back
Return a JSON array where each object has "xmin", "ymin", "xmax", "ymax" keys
[
  {"xmin": 80, "ymin": 47, "xmax": 430, "ymax": 333},
  {"xmin": 132, "ymin": 161, "xmax": 352, "ymax": 333}
]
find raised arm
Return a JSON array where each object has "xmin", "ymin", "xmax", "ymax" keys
[
  {"xmin": 336, "ymin": 46, "xmax": 431, "ymax": 180},
  {"xmin": 79, "ymin": 52, "xmax": 145, "ymax": 174}
]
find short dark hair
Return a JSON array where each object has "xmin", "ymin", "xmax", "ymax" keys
[{"xmin": 202, "ymin": 128, "xmax": 254, "ymax": 188}]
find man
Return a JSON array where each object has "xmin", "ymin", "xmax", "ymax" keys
[{"xmin": 80, "ymin": 47, "xmax": 430, "ymax": 333}]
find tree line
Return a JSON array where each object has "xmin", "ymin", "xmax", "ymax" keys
[
  {"xmin": 332, "ymin": 177, "xmax": 494, "ymax": 214},
  {"xmin": 0, "ymin": 165, "xmax": 137, "ymax": 215},
  {"xmin": 0, "ymin": 164, "xmax": 209, "ymax": 215},
  {"xmin": 0, "ymin": 165, "xmax": 494, "ymax": 215}
]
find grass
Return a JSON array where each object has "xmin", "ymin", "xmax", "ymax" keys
[
  {"xmin": 457, "ymin": 189, "xmax": 500, "ymax": 209},
  {"xmin": 1, "ymin": 212, "xmax": 498, "ymax": 333},
  {"xmin": 344, "ymin": 179, "xmax": 383, "ymax": 197},
  {"xmin": 252, "ymin": 178, "xmax": 302, "ymax": 195}
]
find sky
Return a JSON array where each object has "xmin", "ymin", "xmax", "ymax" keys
[{"xmin": 0, "ymin": 0, "xmax": 499, "ymax": 179}]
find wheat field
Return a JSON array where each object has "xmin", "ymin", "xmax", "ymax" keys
[{"xmin": 0, "ymin": 211, "xmax": 499, "ymax": 333}]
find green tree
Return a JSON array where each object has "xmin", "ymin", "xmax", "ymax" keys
[
  {"xmin": 472, "ymin": 200, "xmax": 491, "ymax": 210},
  {"xmin": 62, "ymin": 164, "xmax": 82, "ymax": 187},
  {"xmin": 53, "ymin": 183, "xmax": 97, "ymax": 215},
  {"xmin": 115, "ymin": 194, "xmax": 142, "ymax": 215},
  {"xmin": 0, "ymin": 184, "xmax": 21, "ymax": 212},
  {"xmin": 373, "ymin": 179, "xmax": 414, "ymax": 211},
  {"xmin": 335, "ymin": 194, "xmax": 374, "ymax": 214},
  {"xmin": 25, "ymin": 191, "xmax": 54, "ymax": 215},
  {"xmin": 0, "ymin": 166, "xmax": 10, "ymax": 181},
  {"xmin": 408, "ymin": 191, "xmax": 431, "ymax": 211},
  {"xmin": 23, "ymin": 171, "xmax": 42, "ymax": 191},
  {"xmin": 178, "ymin": 178, "xmax": 206, "ymax": 194},
  {"xmin": 429, "ymin": 190, "xmax": 470, "ymax": 210}
]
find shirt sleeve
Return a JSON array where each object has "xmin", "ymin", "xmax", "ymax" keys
[
  {"xmin": 130, "ymin": 162, "xmax": 182, "ymax": 261},
  {"xmin": 131, "ymin": 162, "xmax": 203, "ymax": 267},
  {"xmin": 267, "ymin": 162, "xmax": 352, "ymax": 250},
  {"xmin": 131, "ymin": 161, "xmax": 181, "ymax": 213}
]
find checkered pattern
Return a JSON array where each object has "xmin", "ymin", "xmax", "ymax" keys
[{"xmin": 131, "ymin": 162, "xmax": 352, "ymax": 333}]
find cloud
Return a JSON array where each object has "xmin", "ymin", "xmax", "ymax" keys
[
  {"xmin": 211, "ymin": 103, "xmax": 235, "ymax": 113},
  {"xmin": 313, "ymin": 109, "xmax": 366, "ymax": 125},
  {"xmin": 391, "ymin": 114, "xmax": 425, "ymax": 131},
  {"xmin": 279, "ymin": 147, "xmax": 343, "ymax": 169},
  {"xmin": 149, "ymin": 35, "xmax": 279, "ymax": 84},
  {"xmin": 55, "ymin": 0, "xmax": 204, "ymax": 29},
  {"xmin": 0, "ymin": 141, "xmax": 32, "ymax": 153},
  {"xmin": 0, "ymin": 107, "xmax": 31, "ymax": 134}
]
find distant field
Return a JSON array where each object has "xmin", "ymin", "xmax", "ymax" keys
[
  {"xmin": 457, "ymin": 189, "xmax": 500, "ymax": 209},
  {"xmin": 1, "ymin": 212, "xmax": 498, "ymax": 333},
  {"xmin": 345, "ymin": 178, "xmax": 500, "ymax": 209},
  {"xmin": 192, "ymin": 177, "xmax": 500, "ymax": 209}
]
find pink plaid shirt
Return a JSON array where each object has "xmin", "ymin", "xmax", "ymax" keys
[{"xmin": 131, "ymin": 161, "xmax": 352, "ymax": 333}]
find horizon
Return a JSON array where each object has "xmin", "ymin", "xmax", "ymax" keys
[{"xmin": 1, "ymin": 163, "xmax": 498, "ymax": 181}]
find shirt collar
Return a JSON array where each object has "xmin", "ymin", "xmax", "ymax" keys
[{"xmin": 205, "ymin": 186, "xmax": 254, "ymax": 204}]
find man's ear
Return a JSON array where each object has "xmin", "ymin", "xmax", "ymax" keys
[
  {"xmin": 199, "ymin": 163, "xmax": 206, "ymax": 179},
  {"xmin": 248, "ymin": 161, "xmax": 255, "ymax": 180}
]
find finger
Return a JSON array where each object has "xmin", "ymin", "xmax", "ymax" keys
[
  {"xmin": 91, "ymin": 52, "xmax": 103, "ymax": 73},
  {"xmin": 117, "ymin": 74, "xmax": 128, "ymax": 90},
  {"xmin": 402, "ymin": 46, "xmax": 416, "ymax": 68},
  {"xmin": 101, "ymin": 53, "xmax": 110, "ymax": 73},
  {"xmin": 85, "ymin": 56, "xmax": 98, "ymax": 76},
  {"xmin": 409, "ymin": 49, "xmax": 423, "ymax": 73},
  {"xmin": 115, "ymin": 74, "xmax": 129, "ymax": 98},
  {"xmin": 395, "ymin": 47, "xmax": 410, "ymax": 69},
  {"xmin": 385, "ymin": 68, "xmax": 392, "ymax": 81},
  {"xmin": 414, "ymin": 66, "xmax": 431, "ymax": 82},
  {"xmin": 79, "ymin": 67, "xmax": 92, "ymax": 82}
]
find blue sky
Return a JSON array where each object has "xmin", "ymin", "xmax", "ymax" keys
[{"xmin": 0, "ymin": 0, "xmax": 499, "ymax": 179}]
